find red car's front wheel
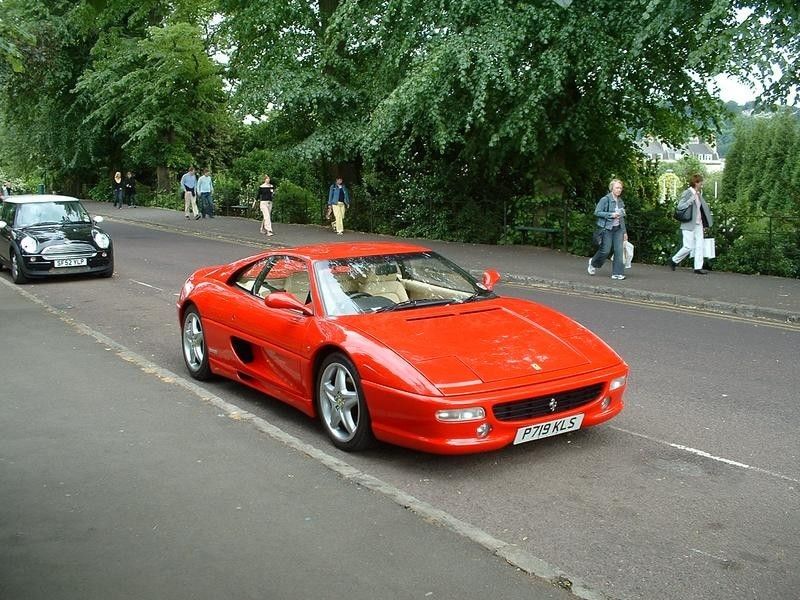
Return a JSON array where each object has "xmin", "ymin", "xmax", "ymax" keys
[
  {"xmin": 316, "ymin": 353, "xmax": 374, "ymax": 452},
  {"xmin": 182, "ymin": 307, "xmax": 212, "ymax": 380}
]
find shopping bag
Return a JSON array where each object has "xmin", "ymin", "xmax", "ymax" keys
[
  {"xmin": 704, "ymin": 238, "xmax": 716, "ymax": 259},
  {"xmin": 623, "ymin": 241, "xmax": 634, "ymax": 269}
]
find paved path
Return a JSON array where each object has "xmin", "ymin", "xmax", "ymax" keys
[{"xmin": 88, "ymin": 202, "xmax": 800, "ymax": 324}]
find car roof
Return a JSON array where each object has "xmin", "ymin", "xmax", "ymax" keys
[
  {"xmin": 2, "ymin": 194, "xmax": 81, "ymax": 204},
  {"xmin": 287, "ymin": 241, "xmax": 432, "ymax": 261}
]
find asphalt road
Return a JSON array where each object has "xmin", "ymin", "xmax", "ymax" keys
[{"xmin": 2, "ymin": 219, "xmax": 798, "ymax": 600}]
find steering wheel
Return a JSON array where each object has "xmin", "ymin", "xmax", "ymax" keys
[{"xmin": 346, "ymin": 291, "xmax": 372, "ymax": 299}]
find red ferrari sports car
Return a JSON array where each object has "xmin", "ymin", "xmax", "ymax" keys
[{"xmin": 178, "ymin": 241, "xmax": 627, "ymax": 454}]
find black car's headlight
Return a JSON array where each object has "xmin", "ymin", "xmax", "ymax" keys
[
  {"xmin": 92, "ymin": 231, "xmax": 110, "ymax": 249},
  {"xmin": 20, "ymin": 235, "xmax": 38, "ymax": 253}
]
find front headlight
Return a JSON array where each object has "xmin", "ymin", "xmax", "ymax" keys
[
  {"xmin": 609, "ymin": 375, "xmax": 627, "ymax": 391},
  {"xmin": 93, "ymin": 231, "xmax": 110, "ymax": 249},
  {"xmin": 20, "ymin": 236, "xmax": 38, "ymax": 253},
  {"xmin": 436, "ymin": 407, "xmax": 486, "ymax": 422}
]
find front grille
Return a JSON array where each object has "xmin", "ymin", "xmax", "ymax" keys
[
  {"xmin": 492, "ymin": 383, "xmax": 604, "ymax": 422},
  {"xmin": 41, "ymin": 243, "xmax": 96, "ymax": 257}
]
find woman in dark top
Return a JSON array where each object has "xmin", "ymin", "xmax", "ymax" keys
[
  {"xmin": 112, "ymin": 172, "xmax": 124, "ymax": 208},
  {"xmin": 257, "ymin": 175, "xmax": 275, "ymax": 236}
]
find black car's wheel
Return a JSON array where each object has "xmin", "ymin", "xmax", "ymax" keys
[
  {"xmin": 182, "ymin": 307, "xmax": 212, "ymax": 380},
  {"xmin": 98, "ymin": 257, "xmax": 114, "ymax": 278},
  {"xmin": 316, "ymin": 353, "xmax": 374, "ymax": 452},
  {"xmin": 10, "ymin": 250, "xmax": 28, "ymax": 284}
]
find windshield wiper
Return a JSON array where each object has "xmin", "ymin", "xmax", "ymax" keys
[{"xmin": 450, "ymin": 290, "xmax": 495, "ymax": 304}]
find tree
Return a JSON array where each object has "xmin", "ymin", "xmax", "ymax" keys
[{"xmin": 76, "ymin": 21, "xmax": 228, "ymax": 189}]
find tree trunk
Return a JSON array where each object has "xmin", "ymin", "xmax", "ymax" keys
[{"xmin": 157, "ymin": 166, "xmax": 171, "ymax": 192}]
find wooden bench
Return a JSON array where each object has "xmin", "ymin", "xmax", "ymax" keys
[
  {"xmin": 515, "ymin": 225, "xmax": 561, "ymax": 248},
  {"xmin": 225, "ymin": 204, "xmax": 252, "ymax": 216}
]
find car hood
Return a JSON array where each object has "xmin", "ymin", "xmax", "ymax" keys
[
  {"xmin": 347, "ymin": 302, "xmax": 609, "ymax": 392},
  {"xmin": 21, "ymin": 223, "xmax": 96, "ymax": 245}
]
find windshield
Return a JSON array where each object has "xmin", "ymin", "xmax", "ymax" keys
[
  {"xmin": 15, "ymin": 201, "xmax": 92, "ymax": 227},
  {"xmin": 314, "ymin": 251, "xmax": 488, "ymax": 316}
]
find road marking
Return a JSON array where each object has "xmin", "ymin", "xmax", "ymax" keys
[
  {"xmin": 130, "ymin": 279, "xmax": 164, "ymax": 291},
  {"xmin": 2, "ymin": 278, "xmax": 609, "ymax": 600},
  {"xmin": 611, "ymin": 426, "xmax": 799, "ymax": 484}
]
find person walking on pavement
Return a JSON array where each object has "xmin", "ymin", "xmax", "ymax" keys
[
  {"xmin": 2, "ymin": 181, "xmax": 12, "ymax": 197},
  {"xmin": 181, "ymin": 167, "xmax": 201, "ymax": 220},
  {"xmin": 588, "ymin": 178, "xmax": 628, "ymax": 280},
  {"xmin": 327, "ymin": 177, "xmax": 350, "ymax": 235},
  {"xmin": 124, "ymin": 171, "xmax": 137, "ymax": 207},
  {"xmin": 197, "ymin": 168, "xmax": 215, "ymax": 218},
  {"xmin": 669, "ymin": 173, "xmax": 714, "ymax": 275},
  {"xmin": 112, "ymin": 172, "xmax": 125, "ymax": 208},
  {"xmin": 257, "ymin": 175, "xmax": 275, "ymax": 236}
]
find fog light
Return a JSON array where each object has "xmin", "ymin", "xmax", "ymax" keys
[
  {"xmin": 609, "ymin": 375, "xmax": 627, "ymax": 391},
  {"xmin": 476, "ymin": 423, "xmax": 492, "ymax": 438},
  {"xmin": 601, "ymin": 396, "xmax": 611, "ymax": 410},
  {"xmin": 436, "ymin": 407, "xmax": 486, "ymax": 422}
]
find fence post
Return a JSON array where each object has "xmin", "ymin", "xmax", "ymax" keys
[{"xmin": 767, "ymin": 215, "xmax": 773, "ymax": 275}]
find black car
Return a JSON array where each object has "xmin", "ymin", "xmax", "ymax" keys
[{"xmin": 0, "ymin": 194, "xmax": 114, "ymax": 283}]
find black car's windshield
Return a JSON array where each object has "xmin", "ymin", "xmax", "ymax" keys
[
  {"xmin": 16, "ymin": 201, "xmax": 92, "ymax": 227},
  {"xmin": 314, "ymin": 252, "xmax": 490, "ymax": 316}
]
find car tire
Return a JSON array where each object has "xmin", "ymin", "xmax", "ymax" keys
[
  {"xmin": 10, "ymin": 250, "xmax": 28, "ymax": 284},
  {"xmin": 316, "ymin": 352, "xmax": 375, "ymax": 452},
  {"xmin": 98, "ymin": 258, "xmax": 114, "ymax": 278},
  {"xmin": 181, "ymin": 307, "xmax": 212, "ymax": 380}
]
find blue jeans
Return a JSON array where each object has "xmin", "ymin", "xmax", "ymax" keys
[
  {"xmin": 590, "ymin": 226, "xmax": 624, "ymax": 276},
  {"xmin": 199, "ymin": 192, "xmax": 214, "ymax": 217},
  {"xmin": 113, "ymin": 189, "xmax": 124, "ymax": 207}
]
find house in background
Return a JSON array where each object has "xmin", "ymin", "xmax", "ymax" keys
[{"xmin": 640, "ymin": 137, "xmax": 725, "ymax": 172}]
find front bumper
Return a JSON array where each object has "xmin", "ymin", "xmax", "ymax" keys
[
  {"xmin": 363, "ymin": 366, "xmax": 628, "ymax": 454},
  {"xmin": 19, "ymin": 250, "xmax": 113, "ymax": 278}
]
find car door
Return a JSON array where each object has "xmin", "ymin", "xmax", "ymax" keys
[
  {"xmin": 0, "ymin": 201, "xmax": 16, "ymax": 266},
  {"xmin": 226, "ymin": 255, "xmax": 316, "ymax": 405}
]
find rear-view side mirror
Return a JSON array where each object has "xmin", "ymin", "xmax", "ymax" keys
[
  {"xmin": 480, "ymin": 269, "xmax": 501, "ymax": 291},
  {"xmin": 265, "ymin": 291, "xmax": 313, "ymax": 316}
]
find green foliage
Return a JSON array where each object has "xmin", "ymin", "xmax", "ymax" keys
[
  {"xmin": 2, "ymin": 1, "xmax": 799, "ymax": 277},
  {"xmin": 87, "ymin": 179, "xmax": 112, "ymax": 202},
  {"xmin": 715, "ymin": 109, "xmax": 800, "ymax": 275},
  {"xmin": 273, "ymin": 180, "xmax": 317, "ymax": 225},
  {"xmin": 210, "ymin": 172, "xmax": 248, "ymax": 212}
]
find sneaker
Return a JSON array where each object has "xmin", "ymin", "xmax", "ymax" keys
[
  {"xmin": 587, "ymin": 260, "xmax": 596, "ymax": 275},
  {"xmin": 611, "ymin": 274, "xmax": 626, "ymax": 280},
  {"xmin": 669, "ymin": 259, "xmax": 677, "ymax": 271},
  {"xmin": 195, "ymin": 214, "xmax": 201, "ymax": 220}
]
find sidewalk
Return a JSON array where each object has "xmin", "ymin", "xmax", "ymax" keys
[{"xmin": 87, "ymin": 202, "xmax": 800, "ymax": 324}]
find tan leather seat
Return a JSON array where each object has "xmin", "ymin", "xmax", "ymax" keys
[
  {"xmin": 360, "ymin": 264, "xmax": 408, "ymax": 303},
  {"xmin": 283, "ymin": 271, "xmax": 311, "ymax": 303}
]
